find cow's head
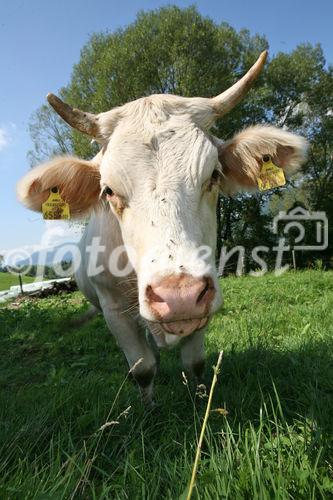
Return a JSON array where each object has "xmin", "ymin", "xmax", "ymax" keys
[{"xmin": 17, "ymin": 51, "xmax": 307, "ymax": 337}]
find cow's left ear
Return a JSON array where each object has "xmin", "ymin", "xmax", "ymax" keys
[{"xmin": 217, "ymin": 125, "xmax": 308, "ymax": 195}]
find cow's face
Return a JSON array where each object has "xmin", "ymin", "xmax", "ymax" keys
[
  {"xmin": 99, "ymin": 107, "xmax": 222, "ymax": 332},
  {"xmin": 17, "ymin": 51, "xmax": 308, "ymax": 337}
]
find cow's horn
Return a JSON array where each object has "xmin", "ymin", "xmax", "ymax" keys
[
  {"xmin": 46, "ymin": 93, "xmax": 100, "ymax": 138},
  {"xmin": 212, "ymin": 50, "xmax": 268, "ymax": 116}
]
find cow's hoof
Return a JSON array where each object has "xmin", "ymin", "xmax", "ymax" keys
[{"xmin": 195, "ymin": 383, "xmax": 208, "ymax": 399}]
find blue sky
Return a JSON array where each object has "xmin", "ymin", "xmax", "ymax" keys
[{"xmin": 1, "ymin": 0, "xmax": 332, "ymax": 257}]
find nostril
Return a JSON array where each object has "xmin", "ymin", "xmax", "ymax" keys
[
  {"xmin": 197, "ymin": 282, "xmax": 209, "ymax": 304},
  {"xmin": 196, "ymin": 278, "xmax": 215, "ymax": 305},
  {"xmin": 146, "ymin": 285, "xmax": 164, "ymax": 303}
]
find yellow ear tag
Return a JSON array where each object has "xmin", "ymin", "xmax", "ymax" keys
[
  {"xmin": 42, "ymin": 187, "xmax": 70, "ymax": 220},
  {"xmin": 257, "ymin": 155, "xmax": 286, "ymax": 191}
]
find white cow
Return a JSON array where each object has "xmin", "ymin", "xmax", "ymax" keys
[{"xmin": 17, "ymin": 52, "xmax": 307, "ymax": 404}]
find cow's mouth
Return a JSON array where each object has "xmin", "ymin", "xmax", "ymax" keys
[{"xmin": 161, "ymin": 317, "xmax": 208, "ymax": 336}]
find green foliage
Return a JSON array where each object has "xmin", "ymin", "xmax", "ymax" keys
[
  {"xmin": 0, "ymin": 271, "xmax": 333, "ymax": 497},
  {"xmin": 264, "ymin": 44, "xmax": 325, "ymax": 125},
  {"xmin": 28, "ymin": 102, "xmax": 73, "ymax": 166}
]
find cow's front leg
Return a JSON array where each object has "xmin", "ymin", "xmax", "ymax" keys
[
  {"xmin": 180, "ymin": 329, "xmax": 206, "ymax": 391},
  {"xmin": 98, "ymin": 296, "xmax": 157, "ymax": 407}
]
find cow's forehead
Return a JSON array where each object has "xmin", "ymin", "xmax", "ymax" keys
[{"xmin": 100, "ymin": 114, "xmax": 218, "ymax": 194}]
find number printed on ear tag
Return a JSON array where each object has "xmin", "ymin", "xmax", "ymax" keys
[
  {"xmin": 42, "ymin": 187, "xmax": 70, "ymax": 220},
  {"xmin": 257, "ymin": 155, "xmax": 286, "ymax": 191}
]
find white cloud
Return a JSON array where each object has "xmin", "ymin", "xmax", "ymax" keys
[
  {"xmin": 0, "ymin": 123, "xmax": 16, "ymax": 152},
  {"xmin": 0, "ymin": 128, "xmax": 9, "ymax": 151},
  {"xmin": 42, "ymin": 220, "xmax": 83, "ymax": 247}
]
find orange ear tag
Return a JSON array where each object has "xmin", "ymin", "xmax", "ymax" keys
[
  {"xmin": 257, "ymin": 155, "xmax": 286, "ymax": 191},
  {"xmin": 42, "ymin": 187, "xmax": 70, "ymax": 220}
]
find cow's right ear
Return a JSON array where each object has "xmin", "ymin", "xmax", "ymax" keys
[{"xmin": 17, "ymin": 156, "xmax": 101, "ymax": 216}]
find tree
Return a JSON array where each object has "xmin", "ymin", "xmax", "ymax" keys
[
  {"xmin": 222, "ymin": 44, "xmax": 333, "ymax": 270},
  {"xmin": 28, "ymin": 6, "xmax": 268, "ymax": 162},
  {"xmin": 268, "ymin": 50, "xmax": 333, "ymax": 267}
]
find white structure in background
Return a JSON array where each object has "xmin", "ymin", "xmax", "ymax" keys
[{"xmin": 0, "ymin": 278, "xmax": 71, "ymax": 304}]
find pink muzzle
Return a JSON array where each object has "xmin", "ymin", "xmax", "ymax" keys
[{"xmin": 146, "ymin": 274, "xmax": 215, "ymax": 336}]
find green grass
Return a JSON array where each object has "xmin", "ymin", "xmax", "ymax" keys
[
  {"xmin": 0, "ymin": 272, "xmax": 35, "ymax": 291},
  {"xmin": 0, "ymin": 270, "xmax": 332, "ymax": 499}
]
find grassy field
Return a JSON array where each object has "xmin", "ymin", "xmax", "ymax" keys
[
  {"xmin": 0, "ymin": 272, "xmax": 35, "ymax": 291},
  {"xmin": 0, "ymin": 270, "xmax": 332, "ymax": 499}
]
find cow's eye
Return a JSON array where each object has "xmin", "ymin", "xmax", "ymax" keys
[
  {"xmin": 211, "ymin": 169, "xmax": 221, "ymax": 183},
  {"xmin": 205, "ymin": 169, "xmax": 222, "ymax": 192},
  {"xmin": 103, "ymin": 186, "xmax": 113, "ymax": 197}
]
